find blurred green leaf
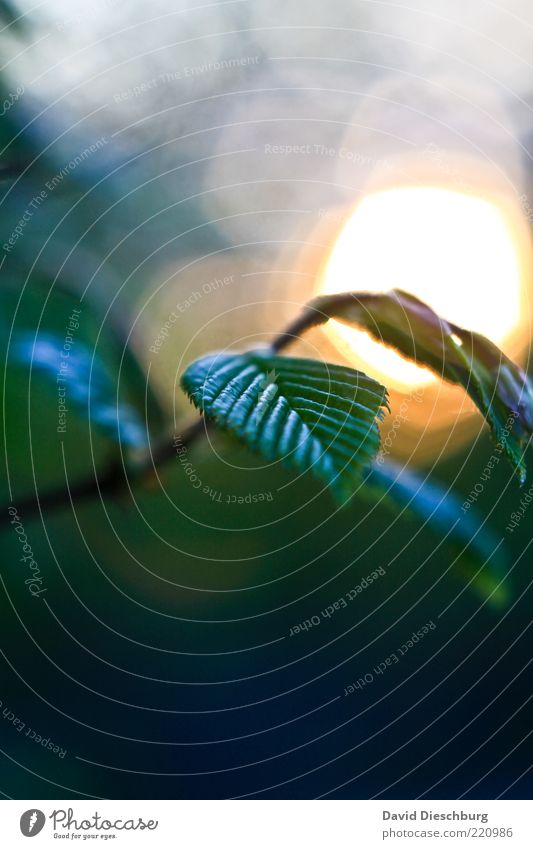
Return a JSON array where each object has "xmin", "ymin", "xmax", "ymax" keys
[
  {"xmin": 181, "ymin": 350, "xmax": 389, "ymax": 502},
  {"xmin": 1, "ymin": 255, "xmax": 167, "ymax": 434},
  {"xmin": 10, "ymin": 332, "xmax": 148, "ymax": 450},
  {"xmin": 366, "ymin": 459, "xmax": 510, "ymax": 607}
]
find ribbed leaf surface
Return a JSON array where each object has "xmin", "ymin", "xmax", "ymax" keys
[{"xmin": 181, "ymin": 350, "xmax": 388, "ymax": 502}]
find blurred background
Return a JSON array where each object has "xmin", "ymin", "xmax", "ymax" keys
[{"xmin": 1, "ymin": 0, "xmax": 532, "ymax": 799}]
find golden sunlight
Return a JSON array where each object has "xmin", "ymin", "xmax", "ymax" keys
[{"xmin": 320, "ymin": 187, "xmax": 526, "ymax": 393}]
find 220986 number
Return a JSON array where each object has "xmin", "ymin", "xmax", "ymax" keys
[{"xmin": 469, "ymin": 827, "xmax": 513, "ymax": 837}]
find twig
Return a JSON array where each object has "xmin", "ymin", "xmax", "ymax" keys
[
  {"xmin": 270, "ymin": 301, "xmax": 327, "ymax": 352},
  {"xmin": 2, "ymin": 418, "xmax": 205, "ymax": 527}
]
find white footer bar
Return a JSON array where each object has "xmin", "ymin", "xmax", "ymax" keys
[{"xmin": 1, "ymin": 799, "xmax": 531, "ymax": 848}]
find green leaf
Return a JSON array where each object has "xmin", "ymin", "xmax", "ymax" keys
[
  {"xmin": 1, "ymin": 257, "xmax": 168, "ymax": 435},
  {"xmin": 10, "ymin": 332, "xmax": 148, "ymax": 450},
  {"xmin": 181, "ymin": 350, "xmax": 389, "ymax": 502},
  {"xmin": 309, "ymin": 289, "xmax": 533, "ymax": 483},
  {"xmin": 366, "ymin": 459, "xmax": 511, "ymax": 608}
]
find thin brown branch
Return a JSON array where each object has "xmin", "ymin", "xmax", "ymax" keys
[
  {"xmin": 2, "ymin": 418, "xmax": 206, "ymax": 528},
  {"xmin": 270, "ymin": 301, "xmax": 328, "ymax": 352}
]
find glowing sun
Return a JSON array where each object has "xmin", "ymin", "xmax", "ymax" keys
[{"xmin": 320, "ymin": 187, "xmax": 526, "ymax": 393}]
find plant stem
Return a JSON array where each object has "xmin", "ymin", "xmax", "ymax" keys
[
  {"xmin": 270, "ymin": 302, "xmax": 327, "ymax": 352},
  {"xmin": 2, "ymin": 418, "xmax": 206, "ymax": 527}
]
